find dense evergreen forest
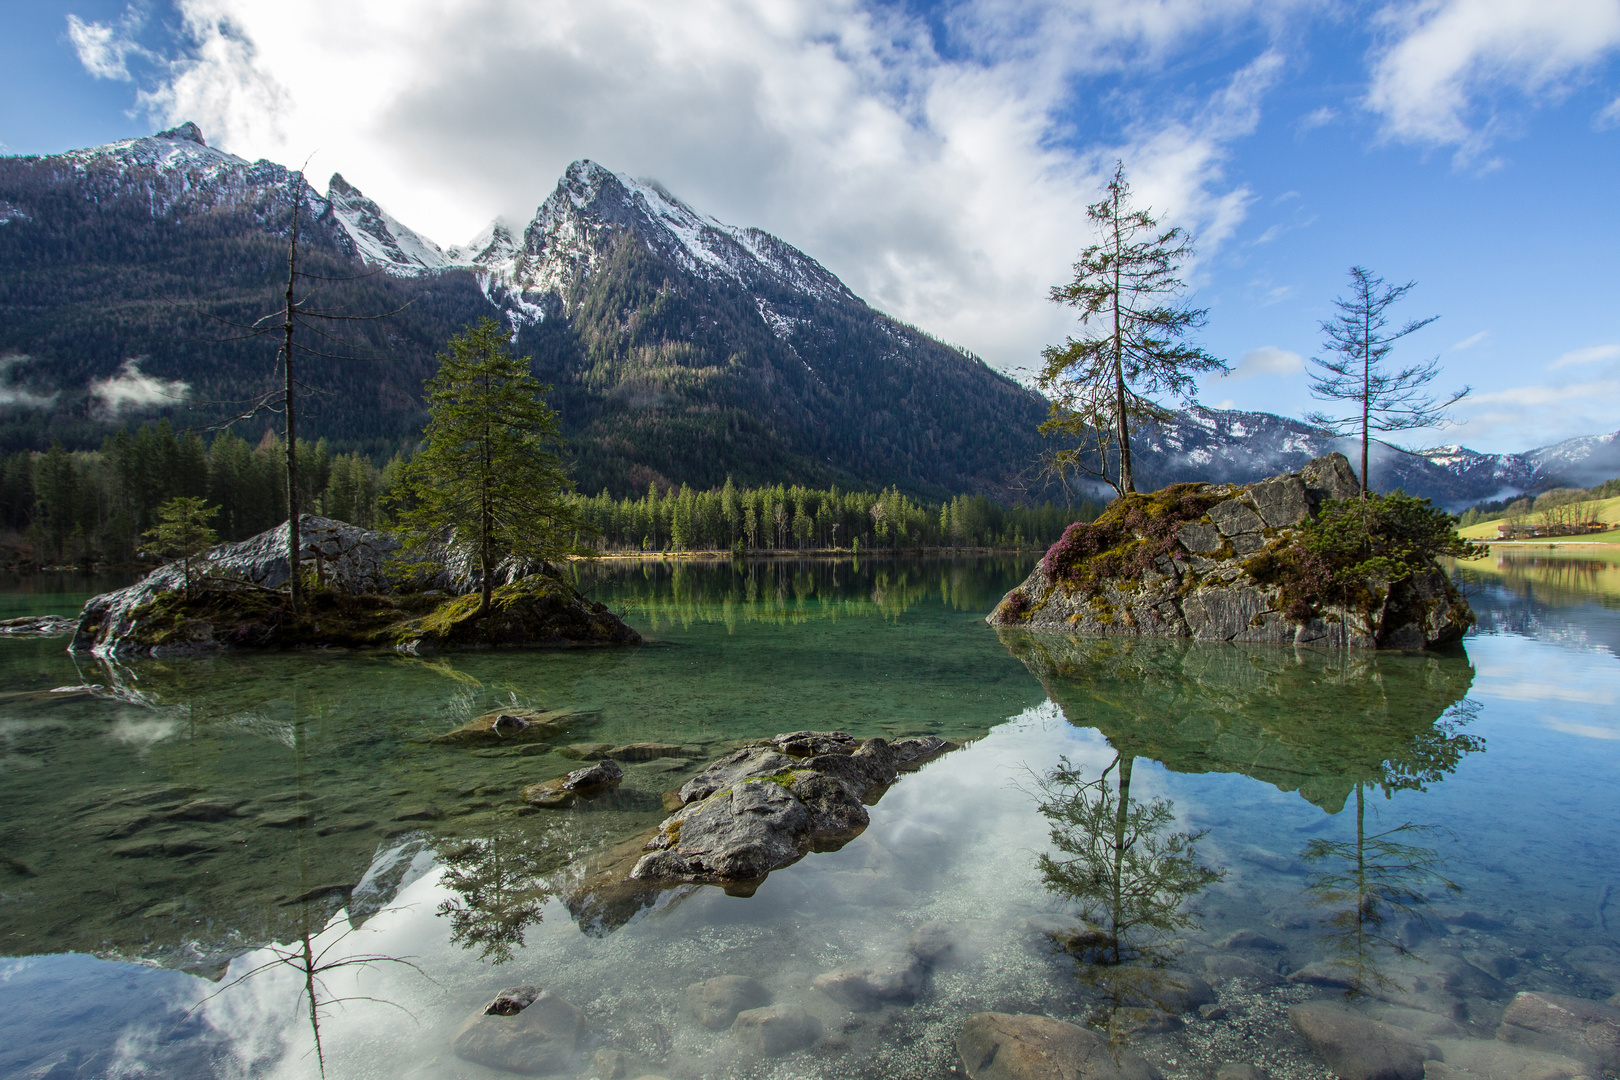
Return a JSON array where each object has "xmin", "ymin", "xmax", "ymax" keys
[{"xmin": 0, "ymin": 419, "xmax": 1095, "ymax": 567}]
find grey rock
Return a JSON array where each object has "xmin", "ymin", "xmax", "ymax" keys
[
  {"xmin": 790, "ymin": 771, "xmax": 870, "ymax": 849},
  {"xmin": 1497, "ymin": 991, "xmax": 1620, "ymax": 1071},
  {"xmin": 1123, "ymin": 971, "xmax": 1217, "ymax": 1014},
  {"xmin": 522, "ymin": 760, "xmax": 623, "ymax": 808},
  {"xmin": 1177, "ymin": 522, "xmax": 1224, "ymax": 554},
  {"xmin": 813, "ymin": 956, "xmax": 925, "ymax": 1010},
  {"xmin": 1430, "ymin": 1034, "xmax": 1593, "ymax": 1080},
  {"xmin": 677, "ymin": 746, "xmax": 795, "ymax": 804},
  {"xmin": 730, "ymin": 1003, "xmax": 821, "ymax": 1055},
  {"xmin": 452, "ymin": 986, "xmax": 582, "ymax": 1074},
  {"xmin": 907, "ymin": 921, "xmax": 957, "ymax": 966},
  {"xmin": 1183, "ymin": 587, "xmax": 1271, "ymax": 642},
  {"xmin": 1301, "ymin": 452, "xmax": 1363, "ymax": 502},
  {"xmin": 892, "ymin": 735, "xmax": 951, "ymax": 769},
  {"xmin": 770, "ymin": 730, "xmax": 856, "ymax": 757},
  {"xmin": 1205, "ymin": 954, "xmax": 1280, "ymax": 985},
  {"xmin": 1214, "ymin": 929, "xmax": 1287, "ymax": 952},
  {"xmin": 684, "ymin": 975, "xmax": 771, "ymax": 1030},
  {"xmin": 1290, "ymin": 1000, "xmax": 1436, "ymax": 1080},
  {"xmin": 1462, "ymin": 950, "xmax": 1519, "ymax": 982},
  {"xmin": 0, "ymin": 615, "xmax": 78, "ymax": 637},
  {"xmin": 804, "ymin": 738, "xmax": 899, "ymax": 800},
  {"xmin": 633, "ymin": 779, "xmax": 811, "ymax": 882},
  {"xmin": 956, "ymin": 1012, "xmax": 1161, "ymax": 1080},
  {"xmin": 1209, "ymin": 498, "xmax": 1266, "ymax": 538},
  {"xmin": 1248, "ymin": 474, "xmax": 1311, "ymax": 527},
  {"xmin": 1288, "ymin": 961, "xmax": 1359, "ymax": 990}
]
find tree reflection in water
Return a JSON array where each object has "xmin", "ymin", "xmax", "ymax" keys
[
  {"xmin": 436, "ymin": 826, "xmax": 563, "ymax": 964},
  {"xmin": 1036, "ymin": 751, "xmax": 1224, "ymax": 1036},
  {"xmin": 1299, "ymin": 698, "xmax": 1481, "ymax": 996}
]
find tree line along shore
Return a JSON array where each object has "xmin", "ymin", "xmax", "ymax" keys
[{"xmin": 0, "ymin": 416, "xmax": 1097, "ymax": 570}]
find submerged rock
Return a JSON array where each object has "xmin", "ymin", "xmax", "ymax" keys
[
  {"xmin": 1289, "ymin": 1001, "xmax": 1436, "ymax": 1080},
  {"xmin": 956, "ymin": 1012, "xmax": 1160, "ymax": 1080},
  {"xmin": 431, "ymin": 708, "xmax": 585, "ymax": 747},
  {"xmin": 988, "ymin": 453, "xmax": 1472, "ymax": 650},
  {"xmin": 1497, "ymin": 991, "xmax": 1620, "ymax": 1072},
  {"xmin": 685, "ymin": 975, "xmax": 772, "ymax": 1030},
  {"xmin": 452, "ymin": 985, "xmax": 582, "ymax": 1075},
  {"xmin": 730, "ymin": 1003, "xmax": 821, "ymax": 1055},
  {"xmin": 813, "ymin": 956, "xmax": 925, "ymax": 1010}
]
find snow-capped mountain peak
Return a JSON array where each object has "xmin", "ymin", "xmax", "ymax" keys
[{"xmin": 324, "ymin": 172, "xmax": 452, "ymax": 273}]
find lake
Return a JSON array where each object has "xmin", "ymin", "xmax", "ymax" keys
[{"xmin": 1, "ymin": 551, "xmax": 1617, "ymax": 1079}]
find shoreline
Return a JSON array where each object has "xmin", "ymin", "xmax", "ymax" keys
[{"xmin": 572, "ymin": 546, "xmax": 1041, "ymax": 562}]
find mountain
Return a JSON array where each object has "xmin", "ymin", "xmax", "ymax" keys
[
  {"xmin": 1126, "ymin": 409, "xmax": 1619, "ymax": 509},
  {"xmin": 0, "ymin": 126, "xmax": 1047, "ymax": 500}
]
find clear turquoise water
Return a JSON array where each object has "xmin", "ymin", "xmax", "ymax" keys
[{"xmin": 0, "ymin": 555, "xmax": 1617, "ymax": 1079}]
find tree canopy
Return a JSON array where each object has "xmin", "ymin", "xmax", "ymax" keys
[
  {"xmin": 390, "ymin": 318, "xmax": 587, "ymax": 614},
  {"xmin": 1039, "ymin": 163, "xmax": 1227, "ymax": 495}
]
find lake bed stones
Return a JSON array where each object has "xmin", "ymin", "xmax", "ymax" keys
[
  {"xmin": 452, "ymin": 985, "xmax": 582, "ymax": 1075},
  {"xmin": 812, "ymin": 956, "xmax": 925, "ymax": 1011},
  {"xmin": 1497, "ymin": 991, "xmax": 1620, "ymax": 1072},
  {"xmin": 1289, "ymin": 1000, "xmax": 1436, "ymax": 1080},
  {"xmin": 956, "ymin": 1012, "xmax": 1160, "ymax": 1080},
  {"xmin": 685, "ymin": 975, "xmax": 772, "ymax": 1030},
  {"xmin": 730, "ymin": 1003, "xmax": 821, "ymax": 1056},
  {"xmin": 432, "ymin": 709, "xmax": 579, "ymax": 748}
]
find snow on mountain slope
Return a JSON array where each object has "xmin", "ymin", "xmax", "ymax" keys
[
  {"xmin": 468, "ymin": 160, "xmax": 854, "ymax": 326},
  {"xmin": 325, "ymin": 173, "xmax": 453, "ymax": 272}
]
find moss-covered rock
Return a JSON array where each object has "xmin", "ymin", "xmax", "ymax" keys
[
  {"xmin": 989, "ymin": 453, "xmax": 1474, "ymax": 650},
  {"xmin": 393, "ymin": 573, "xmax": 640, "ymax": 652}
]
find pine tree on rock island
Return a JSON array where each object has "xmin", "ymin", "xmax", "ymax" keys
[
  {"xmin": 1039, "ymin": 163, "xmax": 1227, "ymax": 495},
  {"xmin": 391, "ymin": 318, "xmax": 588, "ymax": 616}
]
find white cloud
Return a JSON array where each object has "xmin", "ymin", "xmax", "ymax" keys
[
  {"xmin": 89, "ymin": 359, "xmax": 189, "ymax": 415},
  {"xmin": 0, "ymin": 355, "xmax": 57, "ymax": 409},
  {"xmin": 126, "ymin": 0, "xmax": 1293, "ymax": 374},
  {"xmin": 1550, "ymin": 343, "xmax": 1620, "ymax": 368},
  {"xmin": 1450, "ymin": 330, "xmax": 1488, "ymax": 350},
  {"xmin": 65, "ymin": 7, "xmax": 149, "ymax": 82},
  {"xmin": 1601, "ymin": 95, "xmax": 1620, "ymax": 127},
  {"xmin": 1455, "ymin": 376, "xmax": 1620, "ymax": 445},
  {"xmin": 1366, "ymin": 0, "xmax": 1620, "ymax": 160},
  {"xmin": 1220, "ymin": 345, "xmax": 1305, "ymax": 379}
]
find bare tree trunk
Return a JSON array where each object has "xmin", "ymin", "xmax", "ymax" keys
[
  {"xmin": 1360, "ymin": 311, "xmax": 1371, "ymax": 498},
  {"xmin": 283, "ymin": 199, "xmax": 302, "ymax": 614}
]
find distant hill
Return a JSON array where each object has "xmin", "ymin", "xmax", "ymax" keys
[{"xmin": 0, "ymin": 125, "xmax": 1047, "ymax": 500}]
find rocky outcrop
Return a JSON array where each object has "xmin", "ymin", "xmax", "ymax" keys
[
  {"xmin": 632, "ymin": 733, "xmax": 951, "ymax": 886},
  {"xmin": 68, "ymin": 515, "xmax": 639, "ymax": 656},
  {"xmin": 563, "ymin": 732, "xmax": 952, "ymax": 930},
  {"xmin": 989, "ymin": 454, "xmax": 1473, "ymax": 650}
]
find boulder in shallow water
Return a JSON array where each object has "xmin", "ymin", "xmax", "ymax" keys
[
  {"xmin": 452, "ymin": 986, "xmax": 582, "ymax": 1075},
  {"xmin": 1289, "ymin": 1001, "xmax": 1435, "ymax": 1080},
  {"xmin": 685, "ymin": 975, "xmax": 772, "ymax": 1030},
  {"xmin": 1497, "ymin": 991, "xmax": 1620, "ymax": 1072},
  {"xmin": 522, "ymin": 760, "xmax": 624, "ymax": 808},
  {"xmin": 431, "ymin": 709, "xmax": 583, "ymax": 747},
  {"xmin": 812, "ymin": 956, "xmax": 925, "ymax": 1010},
  {"xmin": 956, "ymin": 1012, "xmax": 1160, "ymax": 1080},
  {"xmin": 730, "ymin": 1003, "xmax": 821, "ymax": 1055}
]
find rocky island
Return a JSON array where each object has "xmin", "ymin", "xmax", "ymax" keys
[
  {"xmin": 69, "ymin": 515, "xmax": 639, "ymax": 656},
  {"xmin": 989, "ymin": 453, "xmax": 1476, "ymax": 649}
]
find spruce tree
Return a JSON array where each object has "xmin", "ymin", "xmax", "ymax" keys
[
  {"xmin": 1040, "ymin": 163, "xmax": 1227, "ymax": 494},
  {"xmin": 142, "ymin": 496, "xmax": 219, "ymax": 598},
  {"xmin": 391, "ymin": 318, "xmax": 585, "ymax": 615}
]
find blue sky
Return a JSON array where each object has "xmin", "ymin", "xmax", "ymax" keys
[{"xmin": 3, "ymin": 0, "xmax": 1619, "ymax": 454}]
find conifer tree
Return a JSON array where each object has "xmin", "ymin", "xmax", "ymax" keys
[
  {"xmin": 391, "ymin": 319, "xmax": 585, "ymax": 615},
  {"xmin": 1040, "ymin": 163, "xmax": 1227, "ymax": 494},
  {"xmin": 1305, "ymin": 267, "xmax": 1469, "ymax": 496},
  {"xmin": 142, "ymin": 496, "xmax": 219, "ymax": 598}
]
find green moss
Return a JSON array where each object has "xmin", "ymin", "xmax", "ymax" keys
[{"xmin": 1041, "ymin": 483, "xmax": 1230, "ymax": 598}]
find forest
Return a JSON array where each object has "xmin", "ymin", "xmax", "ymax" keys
[{"xmin": 0, "ymin": 418, "xmax": 1095, "ymax": 567}]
